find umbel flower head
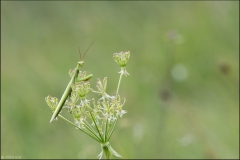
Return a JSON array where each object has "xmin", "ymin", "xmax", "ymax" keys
[
  {"xmin": 45, "ymin": 95, "xmax": 58, "ymax": 111},
  {"xmin": 92, "ymin": 77, "xmax": 113, "ymax": 100},
  {"xmin": 70, "ymin": 104, "xmax": 86, "ymax": 128},
  {"xmin": 113, "ymin": 51, "xmax": 130, "ymax": 76},
  {"xmin": 113, "ymin": 51, "xmax": 130, "ymax": 67},
  {"xmin": 71, "ymin": 82, "xmax": 90, "ymax": 98}
]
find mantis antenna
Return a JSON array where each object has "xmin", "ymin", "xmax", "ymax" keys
[
  {"xmin": 78, "ymin": 46, "xmax": 81, "ymax": 60},
  {"xmin": 81, "ymin": 39, "xmax": 96, "ymax": 60}
]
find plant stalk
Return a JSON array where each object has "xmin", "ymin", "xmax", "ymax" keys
[{"xmin": 116, "ymin": 71, "xmax": 123, "ymax": 94}]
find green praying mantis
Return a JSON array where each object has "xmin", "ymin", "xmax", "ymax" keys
[{"xmin": 50, "ymin": 41, "xmax": 95, "ymax": 123}]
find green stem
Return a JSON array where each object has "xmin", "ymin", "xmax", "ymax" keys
[
  {"xmin": 58, "ymin": 114, "xmax": 102, "ymax": 143},
  {"xmin": 83, "ymin": 120, "xmax": 102, "ymax": 142},
  {"xmin": 101, "ymin": 142, "xmax": 122, "ymax": 159},
  {"xmin": 102, "ymin": 142, "xmax": 112, "ymax": 159},
  {"xmin": 87, "ymin": 107, "xmax": 104, "ymax": 142},
  {"xmin": 116, "ymin": 70, "xmax": 123, "ymax": 94},
  {"xmin": 104, "ymin": 118, "xmax": 109, "ymax": 143},
  {"xmin": 107, "ymin": 116, "xmax": 118, "ymax": 142}
]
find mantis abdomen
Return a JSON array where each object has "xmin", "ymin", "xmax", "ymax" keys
[{"xmin": 50, "ymin": 64, "xmax": 80, "ymax": 122}]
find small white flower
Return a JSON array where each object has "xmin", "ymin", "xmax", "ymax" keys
[
  {"xmin": 116, "ymin": 110, "xmax": 127, "ymax": 118},
  {"xmin": 118, "ymin": 67, "xmax": 130, "ymax": 76}
]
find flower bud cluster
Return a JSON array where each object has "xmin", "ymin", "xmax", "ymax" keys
[
  {"xmin": 71, "ymin": 82, "xmax": 90, "ymax": 98},
  {"xmin": 113, "ymin": 51, "xmax": 130, "ymax": 67},
  {"xmin": 113, "ymin": 51, "xmax": 130, "ymax": 76},
  {"xmin": 45, "ymin": 95, "xmax": 58, "ymax": 111}
]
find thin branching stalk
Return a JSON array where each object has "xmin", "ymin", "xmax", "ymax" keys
[
  {"xmin": 87, "ymin": 106, "xmax": 104, "ymax": 142},
  {"xmin": 58, "ymin": 114, "xmax": 102, "ymax": 143},
  {"xmin": 107, "ymin": 116, "xmax": 118, "ymax": 142}
]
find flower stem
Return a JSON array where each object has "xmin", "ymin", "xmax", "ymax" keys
[
  {"xmin": 87, "ymin": 106, "xmax": 104, "ymax": 142},
  {"xmin": 116, "ymin": 70, "xmax": 123, "ymax": 94},
  {"xmin": 104, "ymin": 118, "xmax": 109, "ymax": 142},
  {"xmin": 107, "ymin": 116, "xmax": 118, "ymax": 142},
  {"xmin": 102, "ymin": 142, "xmax": 111, "ymax": 159},
  {"xmin": 58, "ymin": 114, "xmax": 102, "ymax": 143}
]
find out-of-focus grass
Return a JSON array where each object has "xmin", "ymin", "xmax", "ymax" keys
[{"xmin": 1, "ymin": 1, "xmax": 239, "ymax": 159}]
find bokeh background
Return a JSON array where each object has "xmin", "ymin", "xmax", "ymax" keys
[{"xmin": 1, "ymin": 1, "xmax": 239, "ymax": 159}]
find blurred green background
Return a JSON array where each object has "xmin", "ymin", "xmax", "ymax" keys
[{"xmin": 1, "ymin": 1, "xmax": 239, "ymax": 159}]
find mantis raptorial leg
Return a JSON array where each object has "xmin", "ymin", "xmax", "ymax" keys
[{"xmin": 50, "ymin": 41, "xmax": 95, "ymax": 122}]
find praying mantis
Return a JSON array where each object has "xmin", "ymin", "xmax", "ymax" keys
[{"xmin": 50, "ymin": 41, "xmax": 95, "ymax": 123}]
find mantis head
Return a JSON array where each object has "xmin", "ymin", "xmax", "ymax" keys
[{"xmin": 78, "ymin": 61, "xmax": 84, "ymax": 67}]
